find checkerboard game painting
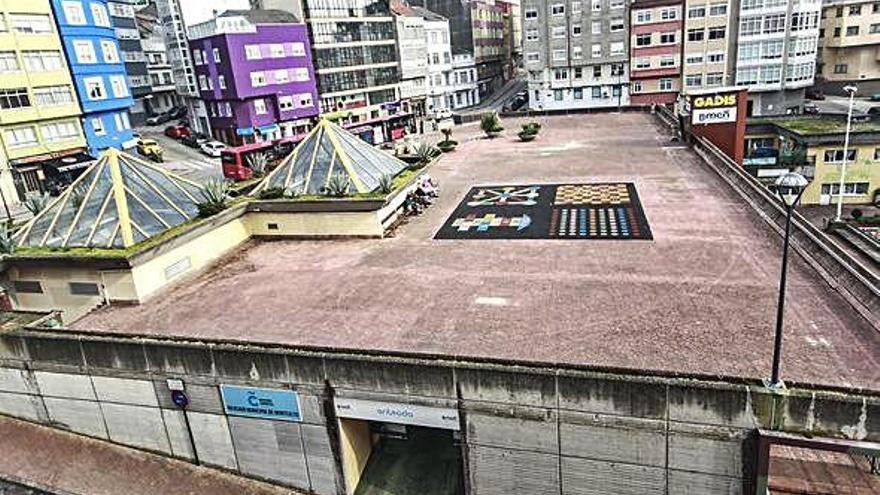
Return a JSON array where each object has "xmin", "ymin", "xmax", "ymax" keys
[{"xmin": 435, "ymin": 183, "xmax": 653, "ymax": 240}]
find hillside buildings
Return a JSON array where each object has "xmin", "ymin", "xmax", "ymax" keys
[
  {"xmin": 108, "ymin": 0, "xmax": 150, "ymax": 125},
  {"xmin": 187, "ymin": 10, "xmax": 319, "ymax": 145},
  {"xmin": 630, "ymin": 0, "xmax": 682, "ymax": 105},
  {"xmin": 391, "ymin": 2, "xmax": 429, "ymax": 118},
  {"xmin": 523, "ymin": 0, "xmax": 631, "ymax": 110},
  {"xmin": 680, "ymin": 0, "xmax": 735, "ymax": 92},
  {"xmin": 50, "ymin": 0, "xmax": 135, "ymax": 154},
  {"xmin": 135, "ymin": 3, "xmax": 176, "ymax": 116},
  {"xmin": 817, "ymin": 0, "xmax": 880, "ymax": 94}
]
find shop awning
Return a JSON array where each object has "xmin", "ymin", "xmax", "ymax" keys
[{"xmin": 42, "ymin": 152, "xmax": 96, "ymax": 173}]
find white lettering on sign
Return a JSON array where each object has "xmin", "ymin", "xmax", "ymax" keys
[
  {"xmin": 692, "ymin": 106, "xmax": 737, "ymax": 125},
  {"xmin": 334, "ymin": 398, "xmax": 460, "ymax": 430}
]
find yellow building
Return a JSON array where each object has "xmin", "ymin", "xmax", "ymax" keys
[
  {"xmin": 0, "ymin": 0, "xmax": 86, "ymax": 207},
  {"xmin": 744, "ymin": 117, "xmax": 880, "ymax": 206},
  {"xmin": 817, "ymin": 0, "xmax": 880, "ymax": 89}
]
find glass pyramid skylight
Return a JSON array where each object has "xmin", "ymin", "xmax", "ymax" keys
[
  {"xmin": 252, "ymin": 119, "xmax": 408, "ymax": 196},
  {"xmin": 16, "ymin": 148, "xmax": 202, "ymax": 249}
]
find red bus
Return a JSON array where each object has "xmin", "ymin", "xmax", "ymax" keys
[{"xmin": 221, "ymin": 135, "xmax": 305, "ymax": 181}]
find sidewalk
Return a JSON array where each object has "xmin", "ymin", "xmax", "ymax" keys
[{"xmin": 0, "ymin": 416, "xmax": 303, "ymax": 495}]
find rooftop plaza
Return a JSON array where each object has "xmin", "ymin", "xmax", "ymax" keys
[{"xmin": 69, "ymin": 113, "xmax": 880, "ymax": 391}]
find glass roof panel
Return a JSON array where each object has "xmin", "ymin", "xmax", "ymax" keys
[
  {"xmin": 119, "ymin": 161, "xmax": 187, "ymax": 226},
  {"xmin": 65, "ymin": 164, "xmax": 114, "ymax": 246},
  {"xmin": 308, "ymin": 131, "xmax": 336, "ymax": 194},
  {"xmin": 91, "ymin": 200, "xmax": 119, "ymax": 248},
  {"xmin": 125, "ymin": 190, "xmax": 169, "ymax": 238}
]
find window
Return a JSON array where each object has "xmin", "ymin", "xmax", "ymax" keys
[
  {"xmin": 62, "ymin": 1, "xmax": 86, "ymax": 24},
  {"xmin": 611, "ymin": 63, "xmax": 624, "ymax": 76},
  {"xmin": 573, "ymin": 46, "xmax": 583, "ymax": 59},
  {"xmin": 610, "ymin": 0, "xmax": 624, "ymax": 9},
  {"xmin": 91, "ymin": 3, "xmax": 110, "ymax": 26},
  {"xmin": 707, "ymin": 51, "xmax": 725, "ymax": 63},
  {"xmin": 33, "ymin": 85, "xmax": 73, "ymax": 106},
  {"xmin": 685, "ymin": 74, "xmax": 702, "ymax": 87},
  {"xmin": 279, "ymin": 95, "xmax": 294, "ymax": 111},
  {"xmin": 4, "ymin": 126, "xmax": 37, "ymax": 147},
  {"xmin": 574, "ymin": 67, "xmax": 583, "ymax": 78},
  {"xmin": 874, "ymin": 148, "xmax": 880, "ymax": 160},
  {"xmin": 834, "ymin": 27, "xmax": 841, "ymax": 37},
  {"xmin": 551, "ymin": 4, "xmax": 565, "ymax": 15},
  {"xmin": 198, "ymin": 74, "xmax": 207, "ymax": 90},
  {"xmin": 555, "ymin": 68, "xmax": 568, "ymax": 80},
  {"xmin": 737, "ymin": 67, "xmax": 759, "ymax": 85},
  {"xmin": 763, "ymin": 14, "xmax": 785, "ymax": 34},
  {"xmin": 834, "ymin": 63, "xmax": 848, "ymax": 74},
  {"xmin": 10, "ymin": 14, "xmax": 53, "ymax": 33},
  {"xmin": 612, "ymin": 85, "xmax": 621, "ymax": 97},
  {"xmin": 592, "ymin": 0, "xmax": 601, "ymax": 11},
  {"xmin": 218, "ymin": 75, "xmax": 226, "ymax": 89},
  {"xmin": 12, "ymin": 281, "xmax": 42, "ymax": 294},
  {"xmin": 688, "ymin": 28, "xmax": 704, "ymax": 41},
  {"xmin": 553, "ymin": 49, "xmax": 566, "ymax": 61},
  {"xmin": 610, "ymin": 41, "xmax": 624, "ymax": 55},
  {"xmin": 91, "ymin": 117, "xmax": 104, "ymax": 135},
  {"xmin": 820, "ymin": 182, "xmax": 869, "ymax": 195},
  {"xmin": 636, "ymin": 10, "xmax": 651, "ymax": 23},
  {"xmin": 592, "ymin": 43, "xmax": 602, "ymax": 57},
  {"xmin": 250, "ymin": 71, "xmax": 267, "ymax": 87},
  {"xmin": 661, "ymin": 7, "xmax": 677, "ymax": 19},
  {"xmin": 113, "ymin": 112, "xmax": 129, "ymax": 131},
  {"xmin": 592, "ymin": 87, "xmax": 602, "ymax": 98},
  {"xmin": 0, "ymin": 88, "xmax": 30, "ymax": 109},
  {"xmin": 554, "ymin": 89, "xmax": 564, "ymax": 101},
  {"xmin": 73, "ymin": 40, "xmax": 96, "ymax": 63},
  {"xmin": 572, "ymin": 25, "xmax": 582, "ymax": 36},
  {"xmin": 659, "ymin": 55, "xmax": 675, "ymax": 67},
  {"xmin": 0, "ymin": 52, "xmax": 19, "ymax": 72},
  {"xmin": 686, "ymin": 53, "xmax": 704, "ymax": 64},
  {"xmin": 84, "ymin": 77, "xmax": 106, "ymax": 100},
  {"xmin": 274, "ymin": 69, "xmax": 289, "ymax": 84},
  {"xmin": 593, "ymin": 65, "xmax": 602, "ymax": 77},
  {"xmin": 849, "ymin": 5, "xmax": 862, "ymax": 15},
  {"xmin": 296, "ymin": 93, "xmax": 313, "ymax": 108},
  {"xmin": 708, "ymin": 27, "xmax": 726, "ymax": 39},
  {"xmin": 591, "ymin": 20, "xmax": 602, "ymax": 33},
  {"xmin": 110, "ymin": 75, "xmax": 128, "ymax": 97},
  {"xmin": 823, "ymin": 149, "xmax": 856, "ymax": 162},
  {"xmin": 871, "ymin": 23, "xmax": 880, "ymax": 33},
  {"xmin": 40, "ymin": 121, "xmax": 78, "ymax": 142},
  {"xmin": 525, "ymin": 9, "xmax": 538, "ymax": 19},
  {"xmin": 709, "ymin": 3, "xmax": 727, "ymax": 15},
  {"xmin": 552, "ymin": 26, "xmax": 566, "ymax": 38},
  {"xmin": 659, "ymin": 78, "xmax": 673, "ymax": 90},
  {"xmin": 706, "ymin": 72, "xmax": 724, "ymax": 85},
  {"xmin": 760, "ymin": 65, "xmax": 781, "ymax": 83},
  {"xmin": 192, "ymin": 49, "xmax": 203, "ymax": 65},
  {"xmin": 254, "ymin": 98, "xmax": 267, "ymax": 114},
  {"xmin": 574, "ymin": 87, "xmax": 583, "ymax": 99},
  {"xmin": 69, "ymin": 282, "xmax": 100, "ymax": 296},
  {"xmin": 213, "ymin": 48, "xmax": 221, "ymax": 63},
  {"xmin": 847, "ymin": 26, "xmax": 860, "ymax": 36},
  {"xmin": 101, "ymin": 40, "xmax": 119, "ymax": 63},
  {"xmin": 660, "ymin": 32, "xmax": 675, "ymax": 43},
  {"xmin": 527, "ymin": 28, "xmax": 539, "ymax": 40},
  {"xmin": 688, "ymin": 6, "xmax": 706, "ymax": 18},
  {"xmin": 610, "ymin": 18, "xmax": 624, "ymax": 31},
  {"xmin": 292, "ymin": 67, "xmax": 309, "ymax": 81},
  {"xmin": 635, "ymin": 58, "xmax": 650, "ymax": 69},
  {"xmin": 526, "ymin": 52, "xmax": 539, "ymax": 62},
  {"xmin": 245, "ymin": 45, "xmax": 261, "ymax": 60},
  {"xmin": 632, "ymin": 81, "xmax": 642, "ymax": 92},
  {"xmin": 636, "ymin": 33, "xmax": 651, "ymax": 46}
]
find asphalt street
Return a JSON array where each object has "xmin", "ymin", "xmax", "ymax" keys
[
  {"xmin": 813, "ymin": 95, "xmax": 880, "ymax": 115},
  {"xmin": 134, "ymin": 126, "xmax": 223, "ymax": 184}
]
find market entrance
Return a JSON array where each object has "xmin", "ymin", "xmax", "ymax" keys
[{"xmin": 335, "ymin": 398, "xmax": 464, "ymax": 495}]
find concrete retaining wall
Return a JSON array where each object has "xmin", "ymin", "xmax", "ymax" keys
[{"xmin": 0, "ymin": 328, "xmax": 877, "ymax": 495}]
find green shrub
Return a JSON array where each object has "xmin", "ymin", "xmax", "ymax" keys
[
  {"xmin": 197, "ymin": 179, "xmax": 230, "ymax": 217},
  {"xmin": 247, "ymin": 152, "xmax": 270, "ymax": 178},
  {"xmin": 378, "ymin": 174, "xmax": 393, "ymax": 194},
  {"xmin": 325, "ymin": 172, "xmax": 351, "ymax": 197},
  {"xmin": 258, "ymin": 186, "xmax": 287, "ymax": 200},
  {"xmin": 415, "ymin": 143, "xmax": 440, "ymax": 163},
  {"xmin": 521, "ymin": 122, "xmax": 542, "ymax": 135},
  {"xmin": 480, "ymin": 112, "xmax": 503, "ymax": 136}
]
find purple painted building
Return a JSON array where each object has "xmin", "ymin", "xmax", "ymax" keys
[{"xmin": 187, "ymin": 10, "xmax": 320, "ymax": 145}]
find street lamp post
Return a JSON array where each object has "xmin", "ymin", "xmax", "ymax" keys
[
  {"xmin": 835, "ymin": 85, "xmax": 858, "ymax": 222},
  {"xmin": 767, "ymin": 171, "xmax": 808, "ymax": 389}
]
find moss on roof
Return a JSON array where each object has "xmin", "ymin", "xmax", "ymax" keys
[{"xmin": 759, "ymin": 117, "xmax": 880, "ymax": 135}]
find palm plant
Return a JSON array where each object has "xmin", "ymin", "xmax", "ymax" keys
[
  {"xmin": 197, "ymin": 179, "xmax": 230, "ymax": 217},
  {"xmin": 325, "ymin": 172, "xmax": 351, "ymax": 197},
  {"xmin": 416, "ymin": 143, "xmax": 440, "ymax": 163},
  {"xmin": 480, "ymin": 112, "xmax": 503, "ymax": 137},
  {"xmin": 378, "ymin": 173, "xmax": 393, "ymax": 194},
  {"xmin": 247, "ymin": 152, "xmax": 270, "ymax": 178}
]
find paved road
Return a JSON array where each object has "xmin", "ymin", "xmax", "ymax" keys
[
  {"xmin": 461, "ymin": 77, "xmax": 527, "ymax": 114},
  {"xmin": 814, "ymin": 95, "xmax": 880, "ymax": 115},
  {"xmin": 135, "ymin": 126, "xmax": 224, "ymax": 184}
]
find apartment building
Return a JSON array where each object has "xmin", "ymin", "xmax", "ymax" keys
[
  {"xmin": 0, "ymin": 0, "xmax": 89, "ymax": 205},
  {"xmin": 423, "ymin": 9, "xmax": 455, "ymax": 114},
  {"xmin": 108, "ymin": 0, "xmax": 150, "ymax": 125},
  {"xmin": 733, "ymin": 0, "xmax": 821, "ymax": 115},
  {"xmin": 452, "ymin": 53, "xmax": 481, "ymax": 108},
  {"xmin": 391, "ymin": 1, "xmax": 429, "ymax": 118},
  {"xmin": 681, "ymin": 0, "xmax": 735, "ymax": 93},
  {"xmin": 135, "ymin": 3, "xmax": 176, "ymax": 116},
  {"xmin": 523, "ymin": 0, "xmax": 631, "ymax": 110},
  {"xmin": 817, "ymin": 0, "xmax": 880, "ymax": 93},
  {"xmin": 188, "ymin": 10, "xmax": 319, "ymax": 145},
  {"xmin": 630, "ymin": 0, "xmax": 683, "ymax": 105},
  {"xmin": 50, "ymin": 0, "xmax": 135, "ymax": 154}
]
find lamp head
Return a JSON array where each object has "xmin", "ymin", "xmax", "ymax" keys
[
  {"xmin": 775, "ymin": 172, "xmax": 808, "ymax": 207},
  {"xmin": 844, "ymin": 85, "xmax": 858, "ymax": 94}
]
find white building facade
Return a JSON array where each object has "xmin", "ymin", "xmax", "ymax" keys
[
  {"xmin": 393, "ymin": 4, "xmax": 429, "ymax": 117},
  {"xmin": 451, "ymin": 54, "xmax": 480, "ymax": 109},
  {"xmin": 424, "ymin": 15, "xmax": 455, "ymax": 114}
]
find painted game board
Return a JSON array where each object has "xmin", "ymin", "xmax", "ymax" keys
[{"xmin": 434, "ymin": 183, "xmax": 653, "ymax": 240}]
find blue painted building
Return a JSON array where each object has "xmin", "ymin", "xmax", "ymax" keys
[{"xmin": 50, "ymin": 0, "xmax": 135, "ymax": 155}]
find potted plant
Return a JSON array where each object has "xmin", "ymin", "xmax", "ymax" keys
[
  {"xmin": 518, "ymin": 122, "xmax": 542, "ymax": 142},
  {"xmin": 437, "ymin": 128, "xmax": 458, "ymax": 152},
  {"xmin": 197, "ymin": 179, "xmax": 230, "ymax": 217},
  {"xmin": 481, "ymin": 112, "xmax": 504, "ymax": 138}
]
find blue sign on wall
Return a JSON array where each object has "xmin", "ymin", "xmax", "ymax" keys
[{"xmin": 220, "ymin": 385, "xmax": 302, "ymax": 422}]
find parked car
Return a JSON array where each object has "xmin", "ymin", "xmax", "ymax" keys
[
  {"xmin": 181, "ymin": 133, "xmax": 209, "ymax": 149},
  {"xmin": 867, "ymin": 106, "xmax": 880, "ymax": 117},
  {"xmin": 803, "ymin": 102, "xmax": 819, "ymax": 114},
  {"xmin": 869, "ymin": 94, "xmax": 880, "ymax": 102},
  {"xmin": 168, "ymin": 106, "xmax": 188, "ymax": 119},
  {"xmin": 164, "ymin": 125, "xmax": 191, "ymax": 139},
  {"xmin": 433, "ymin": 108, "xmax": 453, "ymax": 120},
  {"xmin": 136, "ymin": 138, "xmax": 164, "ymax": 162},
  {"xmin": 200, "ymin": 140, "xmax": 227, "ymax": 157},
  {"xmin": 145, "ymin": 113, "xmax": 172, "ymax": 125},
  {"xmin": 805, "ymin": 88, "xmax": 825, "ymax": 100}
]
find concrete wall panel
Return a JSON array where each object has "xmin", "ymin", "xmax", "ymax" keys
[
  {"xmin": 668, "ymin": 470, "xmax": 742, "ymax": 494},
  {"xmin": 43, "ymin": 397, "xmax": 106, "ymax": 439},
  {"xmin": 668, "ymin": 431, "xmax": 743, "ymax": 477},
  {"xmin": 469, "ymin": 445, "xmax": 559, "ymax": 495},
  {"xmin": 228, "ymin": 416, "xmax": 310, "ymax": 489},
  {"xmin": 559, "ymin": 375, "xmax": 667, "ymax": 419},
  {"xmin": 187, "ymin": 412, "xmax": 238, "ymax": 470},
  {"xmin": 0, "ymin": 391, "xmax": 45, "ymax": 421},
  {"xmin": 154, "ymin": 381, "xmax": 224, "ymax": 414},
  {"xmin": 561, "ymin": 456, "xmax": 666, "ymax": 495},
  {"xmin": 161, "ymin": 408, "xmax": 195, "ymax": 460},
  {"xmin": 212, "ymin": 350, "xmax": 290, "ymax": 384},
  {"xmin": 325, "ymin": 359, "xmax": 455, "ymax": 398},
  {"xmin": 92, "ymin": 376, "xmax": 158, "ymax": 407},
  {"xmin": 669, "ymin": 385, "xmax": 765, "ymax": 429},
  {"xmin": 459, "ymin": 369, "xmax": 556, "ymax": 408},
  {"xmin": 81, "ymin": 340, "xmax": 148, "ymax": 371},
  {"xmin": 0, "ymin": 368, "xmax": 33, "ymax": 394},
  {"xmin": 144, "ymin": 345, "xmax": 214, "ymax": 376},
  {"xmin": 102, "ymin": 403, "xmax": 171, "ymax": 453},
  {"xmin": 34, "ymin": 371, "xmax": 95, "ymax": 400},
  {"xmin": 301, "ymin": 423, "xmax": 338, "ymax": 495},
  {"xmin": 468, "ymin": 412, "xmax": 558, "ymax": 454},
  {"xmin": 560, "ymin": 413, "xmax": 666, "ymax": 467}
]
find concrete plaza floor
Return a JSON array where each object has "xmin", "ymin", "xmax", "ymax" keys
[{"xmin": 74, "ymin": 113, "xmax": 880, "ymax": 391}]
